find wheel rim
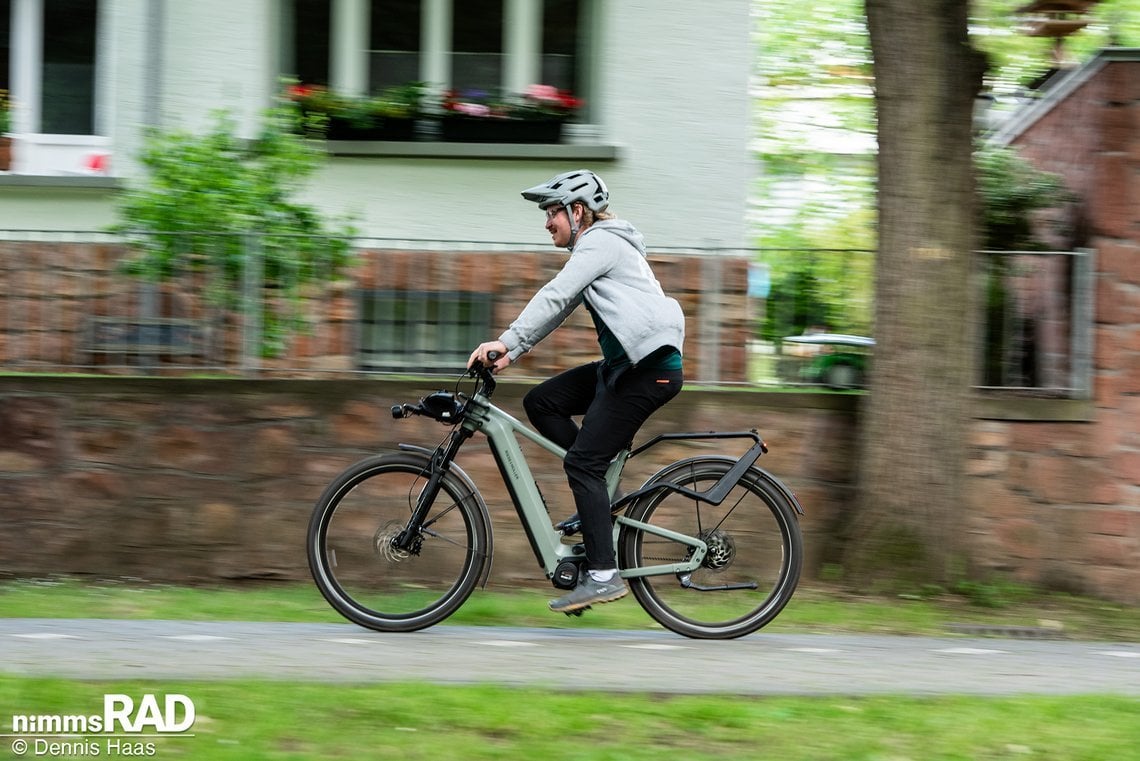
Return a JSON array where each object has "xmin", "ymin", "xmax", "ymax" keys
[
  {"xmin": 314, "ymin": 464, "xmax": 480, "ymax": 625},
  {"xmin": 625, "ymin": 466, "xmax": 797, "ymax": 636}
]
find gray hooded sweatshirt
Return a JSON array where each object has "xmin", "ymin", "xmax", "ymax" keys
[{"xmin": 498, "ymin": 219, "xmax": 685, "ymax": 365}]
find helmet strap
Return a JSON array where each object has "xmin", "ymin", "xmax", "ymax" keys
[{"xmin": 565, "ymin": 203, "xmax": 581, "ymax": 249}]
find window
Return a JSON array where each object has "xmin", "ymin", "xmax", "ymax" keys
[
  {"xmin": 0, "ymin": 1, "xmax": 10, "ymax": 97},
  {"xmin": 541, "ymin": 0, "xmax": 580, "ymax": 94},
  {"xmin": 449, "ymin": 0, "xmax": 502, "ymax": 91},
  {"xmin": 4, "ymin": 0, "xmax": 100, "ymax": 135},
  {"xmin": 358, "ymin": 290, "xmax": 492, "ymax": 372},
  {"xmin": 40, "ymin": 0, "xmax": 97, "ymax": 134},
  {"xmin": 284, "ymin": 0, "xmax": 589, "ymax": 104},
  {"xmin": 370, "ymin": 0, "xmax": 421, "ymax": 91},
  {"xmin": 290, "ymin": 0, "xmax": 331, "ymax": 87}
]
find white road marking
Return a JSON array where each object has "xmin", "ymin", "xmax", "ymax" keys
[
  {"xmin": 787, "ymin": 647, "xmax": 841, "ymax": 653},
  {"xmin": 11, "ymin": 633, "xmax": 79, "ymax": 640},
  {"xmin": 934, "ymin": 647, "xmax": 1006, "ymax": 655}
]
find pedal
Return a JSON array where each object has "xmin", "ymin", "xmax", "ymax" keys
[
  {"xmin": 556, "ymin": 515, "xmax": 582, "ymax": 536},
  {"xmin": 564, "ymin": 605, "xmax": 591, "ymax": 617}
]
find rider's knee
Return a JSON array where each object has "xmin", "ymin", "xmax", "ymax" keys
[
  {"xmin": 563, "ymin": 447, "xmax": 607, "ymax": 481},
  {"xmin": 522, "ymin": 386, "xmax": 547, "ymax": 422}
]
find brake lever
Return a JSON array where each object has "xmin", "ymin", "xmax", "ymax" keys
[
  {"xmin": 468, "ymin": 350, "xmax": 502, "ymax": 378},
  {"xmin": 468, "ymin": 350, "xmax": 500, "ymax": 395}
]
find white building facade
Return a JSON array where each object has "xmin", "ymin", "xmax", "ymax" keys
[{"xmin": 0, "ymin": 0, "xmax": 754, "ymax": 250}]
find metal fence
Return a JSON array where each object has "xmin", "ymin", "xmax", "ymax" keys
[
  {"xmin": 976, "ymin": 248, "xmax": 1095, "ymax": 398},
  {"xmin": 0, "ymin": 231, "xmax": 1095, "ymax": 396},
  {"xmin": 0, "ymin": 231, "xmax": 754, "ymax": 383}
]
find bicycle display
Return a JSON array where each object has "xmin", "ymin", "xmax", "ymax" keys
[{"xmin": 307, "ymin": 359, "xmax": 804, "ymax": 639}]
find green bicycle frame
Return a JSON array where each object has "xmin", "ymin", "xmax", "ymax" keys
[{"xmin": 460, "ymin": 391, "xmax": 709, "ymax": 580}]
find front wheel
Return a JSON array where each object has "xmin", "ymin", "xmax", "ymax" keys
[
  {"xmin": 618, "ymin": 457, "xmax": 803, "ymax": 639},
  {"xmin": 307, "ymin": 453, "xmax": 490, "ymax": 632}
]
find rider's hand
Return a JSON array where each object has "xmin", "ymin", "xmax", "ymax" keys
[{"xmin": 468, "ymin": 341, "xmax": 511, "ymax": 373}]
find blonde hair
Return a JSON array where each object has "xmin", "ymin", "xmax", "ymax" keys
[{"xmin": 575, "ymin": 204, "xmax": 615, "ymax": 229}]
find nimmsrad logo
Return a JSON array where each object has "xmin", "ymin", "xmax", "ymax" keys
[{"xmin": 10, "ymin": 693, "xmax": 196, "ymax": 734}]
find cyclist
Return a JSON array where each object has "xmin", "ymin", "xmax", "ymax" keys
[{"xmin": 468, "ymin": 169, "xmax": 685, "ymax": 613}]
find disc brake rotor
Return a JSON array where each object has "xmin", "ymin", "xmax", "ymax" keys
[
  {"xmin": 374, "ymin": 520, "xmax": 416, "ymax": 562},
  {"xmin": 699, "ymin": 528, "xmax": 736, "ymax": 572}
]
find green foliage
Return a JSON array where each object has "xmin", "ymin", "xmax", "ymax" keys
[
  {"xmin": 951, "ymin": 577, "xmax": 1035, "ymax": 609},
  {"xmin": 753, "ymin": 0, "xmax": 1119, "ymax": 348},
  {"xmin": 972, "ymin": 0, "xmax": 1140, "ymax": 96},
  {"xmin": 0, "ymin": 89, "xmax": 10, "ymax": 133},
  {"xmin": 112, "ymin": 107, "xmax": 356, "ymax": 356},
  {"xmin": 4, "ymin": 677, "xmax": 1138, "ymax": 761},
  {"xmin": 975, "ymin": 142, "xmax": 1070, "ymax": 250}
]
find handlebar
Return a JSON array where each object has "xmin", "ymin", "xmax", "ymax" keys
[
  {"xmin": 467, "ymin": 350, "xmax": 499, "ymax": 396},
  {"xmin": 390, "ymin": 350, "xmax": 500, "ymax": 421}
]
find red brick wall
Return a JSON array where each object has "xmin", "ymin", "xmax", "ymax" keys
[
  {"xmin": 970, "ymin": 56, "xmax": 1140, "ymax": 598},
  {"xmin": 0, "ymin": 243, "xmax": 752, "ymax": 383}
]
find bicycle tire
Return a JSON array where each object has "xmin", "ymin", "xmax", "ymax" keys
[
  {"xmin": 307, "ymin": 452, "xmax": 491, "ymax": 632},
  {"xmin": 618, "ymin": 456, "xmax": 803, "ymax": 639}
]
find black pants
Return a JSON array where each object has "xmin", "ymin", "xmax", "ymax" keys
[{"xmin": 523, "ymin": 360, "xmax": 683, "ymax": 570}]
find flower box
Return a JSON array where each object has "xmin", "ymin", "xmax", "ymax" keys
[
  {"xmin": 438, "ymin": 118, "xmax": 564, "ymax": 144},
  {"xmin": 325, "ymin": 116, "xmax": 417, "ymax": 142},
  {"xmin": 284, "ymin": 82, "xmax": 425, "ymax": 142}
]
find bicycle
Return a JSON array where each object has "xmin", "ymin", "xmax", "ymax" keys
[{"xmin": 307, "ymin": 356, "xmax": 805, "ymax": 639}]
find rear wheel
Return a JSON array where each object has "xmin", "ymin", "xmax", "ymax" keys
[
  {"xmin": 307, "ymin": 453, "xmax": 489, "ymax": 632},
  {"xmin": 618, "ymin": 457, "xmax": 802, "ymax": 639}
]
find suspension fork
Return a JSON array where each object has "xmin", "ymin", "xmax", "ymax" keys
[{"xmin": 392, "ymin": 426, "xmax": 475, "ymax": 551}]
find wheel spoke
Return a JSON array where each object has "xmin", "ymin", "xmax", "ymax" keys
[
  {"xmin": 307, "ymin": 454, "xmax": 487, "ymax": 632},
  {"xmin": 619, "ymin": 459, "xmax": 802, "ymax": 639}
]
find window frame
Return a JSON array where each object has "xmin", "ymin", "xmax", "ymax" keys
[
  {"xmin": 7, "ymin": 0, "xmax": 106, "ymax": 137},
  {"xmin": 288, "ymin": 0, "xmax": 593, "ymax": 117}
]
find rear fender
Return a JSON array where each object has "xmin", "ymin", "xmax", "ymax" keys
[{"xmin": 635, "ymin": 455, "xmax": 805, "ymax": 517}]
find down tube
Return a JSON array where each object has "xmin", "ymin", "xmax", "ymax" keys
[{"xmin": 478, "ymin": 412, "xmax": 568, "ymax": 576}]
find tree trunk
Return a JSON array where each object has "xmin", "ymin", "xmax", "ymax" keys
[{"xmin": 844, "ymin": 1, "xmax": 986, "ymax": 587}]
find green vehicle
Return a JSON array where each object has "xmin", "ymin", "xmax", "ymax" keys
[{"xmin": 783, "ymin": 333, "xmax": 874, "ymax": 389}]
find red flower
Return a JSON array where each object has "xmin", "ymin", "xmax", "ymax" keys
[{"xmin": 286, "ymin": 84, "xmax": 318, "ymax": 100}]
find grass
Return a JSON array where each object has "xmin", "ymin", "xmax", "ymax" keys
[
  {"xmin": 0, "ymin": 577, "xmax": 1137, "ymax": 640},
  {"xmin": 1, "ymin": 678, "xmax": 1137, "ymax": 760},
  {"xmin": 1, "ymin": 579, "xmax": 1137, "ymax": 759}
]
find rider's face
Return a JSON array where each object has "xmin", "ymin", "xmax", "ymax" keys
[{"xmin": 543, "ymin": 204, "xmax": 574, "ymax": 247}]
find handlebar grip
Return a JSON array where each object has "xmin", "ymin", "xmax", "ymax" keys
[{"xmin": 486, "ymin": 350, "xmax": 502, "ymax": 363}]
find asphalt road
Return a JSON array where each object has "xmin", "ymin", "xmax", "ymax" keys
[{"xmin": 2, "ymin": 619, "xmax": 1139, "ymax": 695}]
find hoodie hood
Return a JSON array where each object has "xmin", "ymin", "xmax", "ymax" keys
[{"xmin": 576, "ymin": 219, "xmax": 646, "ymax": 257}]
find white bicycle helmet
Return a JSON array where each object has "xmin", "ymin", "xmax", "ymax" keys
[{"xmin": 520, "ymin": 169, "xmax": 609, "ymax": 212}]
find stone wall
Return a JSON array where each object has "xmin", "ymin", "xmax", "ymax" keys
[
  {"xmin": 1, "ymin": 377, "xmax": 1137, "ymax": 603},
  {"xmin": 0, "ymin": 378, "xmax": 855, "ymax": 590}
]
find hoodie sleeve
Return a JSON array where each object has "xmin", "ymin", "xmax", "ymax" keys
[{"xmin": 498, "ymin": 237, "xmax": 618, "ymax": 361}]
